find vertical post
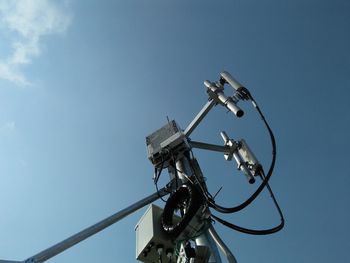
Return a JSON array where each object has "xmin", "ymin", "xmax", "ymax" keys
[
  {"xmin": 195, "ymin": 232, "xmax": 222, "ymax": 263},
  {"xmin": 208, "ymin": 226, "xmax": 237, "ymax": 263},
  {"xmin": 175, "ymin": 156, "xmax": 222, "ymax": 263}
]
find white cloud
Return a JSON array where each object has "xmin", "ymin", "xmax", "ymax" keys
[
  {"xmin": 0, "ymin": 0, "xmax": 72, "ymax": 86},
  {"xmin": 0, "ymin": 62, "xmax": 29, "ymax": 86}
]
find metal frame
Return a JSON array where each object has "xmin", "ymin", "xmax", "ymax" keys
[{"xmin": 1, "ymin": 71, "xmax": 257, "ymax": 263}]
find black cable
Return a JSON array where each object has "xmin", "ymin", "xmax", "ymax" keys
[
  {"xmin": 154, "ymin": 161, "xmax": 167, "ymax": 202},
  {"xmin": 153, "ymin": 87, "xmax": 283, "ymax": 236},
  {"xmin": 195, "ymin": 94, "xmax": 277, "ymax": 214},
  {"xmin": 211, "ymin": 169, "xmax": 284, "ymax": 235},
  {"xmin": 162, "ymin": 184, "xmax": 204, "ymax": 238},
  {"xmin": 171, "ymin": 165, "xmax": 196, "ymax": 186},
  {"xmin": 211, "ymin": 213, "xmax": 283, "ymax": 235},
  {"xmin": 167, "ymin": 155, "xmax": 209, "ymax": 201},
  {"xmin": 185, "ymin": 151, "xmax": 214, "ymax": 202},
  {"xmin": 259, "ymin": 170, "xmax": 285, "ymax": 226},
  {"xmin": 171, "ymin": 153, "xmax": 179, "ymax": 190}
]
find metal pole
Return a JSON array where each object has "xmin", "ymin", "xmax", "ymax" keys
[
  {"xmin": 175, "ymin": 157, "xmax": 222, "ymax": 263},
  {"xmin": 24, "ymin": 188, "xmax": 169, "ymax": 263},
  {"xmin": 208, "ymin": 226, "xmax": 237, "ymax": 263},
  {"xmin": 189, "ymin": 141, "xmax": 229, "ymax": 153},
  {"xmin": 194, "ymin": 231, "xmax": 222, "ymax": 263},
  {"xmin": 184, "ymin": 99, "xmax": 216, "ymax": 137}
]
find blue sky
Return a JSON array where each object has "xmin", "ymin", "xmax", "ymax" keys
[{"xmin": 0, "ymin": 0, "xmax": 349, "ymax": 262}]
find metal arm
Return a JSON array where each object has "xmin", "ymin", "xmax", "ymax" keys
[
  {"xmin": 184, "ymin": 99, "xmax": 216, "ymax": 137},
  {"xmin": 184, "ymin": 75, "xmax": 246, "ymax": 138},
  {"xmin": 189, "ymin": 140, "xmax": 229, "ymax": 153},
  {"xmin": 20, "ymin": 187, "xmax": 169, "ymax": 263}
]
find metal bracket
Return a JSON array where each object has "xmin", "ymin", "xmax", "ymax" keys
[{"xmin": 220, "ymin": 131, "xmax": 255, "ymax": 184}]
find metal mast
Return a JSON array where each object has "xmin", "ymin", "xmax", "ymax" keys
[{"xmin": 1, "ymin": 71, "xmax": 283, "ymax": 263}]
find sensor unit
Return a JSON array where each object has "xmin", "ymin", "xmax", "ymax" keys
[{"xmin": 146, "ymin": 120, "xmax": 189, "ymax": 168}]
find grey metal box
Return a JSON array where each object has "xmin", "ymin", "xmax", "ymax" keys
[
  {"xmin": 135, "ymin": 204, "xmax": 176, "ymax": 263},
  {"xmin": 135, "ymin": 204, "xmax": 207, "ymax": 263},
  {"xmin": 146, "ymin": 120, "xmax": 179, "ymax": 155},
  {"xmin": 146, "ymin": 120, "xmax": 185, "ymax": 168}
]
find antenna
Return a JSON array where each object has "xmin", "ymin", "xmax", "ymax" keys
[{"xmin": 1, "ymin": 71, "xmax": 283, "ymax": 263}]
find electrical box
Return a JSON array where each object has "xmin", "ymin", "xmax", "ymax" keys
[
  {"xmin": 135, "ymin": 204, "xmax": 176, "ymax": 263},
  {"xmin": 135, "ymin": 204, "xmax": 208, "ymax": 263},
  {"xmin": 146, "ymin": 120, "xmax": 189, "ymax": 169}
]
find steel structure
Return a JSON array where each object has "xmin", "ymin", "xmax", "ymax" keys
[{"xmin": 0, "ymin": 71, "xmax": 283, "ymax": 263}]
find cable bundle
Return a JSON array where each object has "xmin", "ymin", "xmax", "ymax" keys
[{"xmin": 155, "ymin": 88, "xmax": 285, "ymax": 237}]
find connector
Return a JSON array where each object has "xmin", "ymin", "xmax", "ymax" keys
[
  {"xmin": 166, "ymin": 248, "xmax": 174, "ymax": 261},
  {"xmin": 156, "ymin": 244, "xmax": 164, "ymax": 255}
]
